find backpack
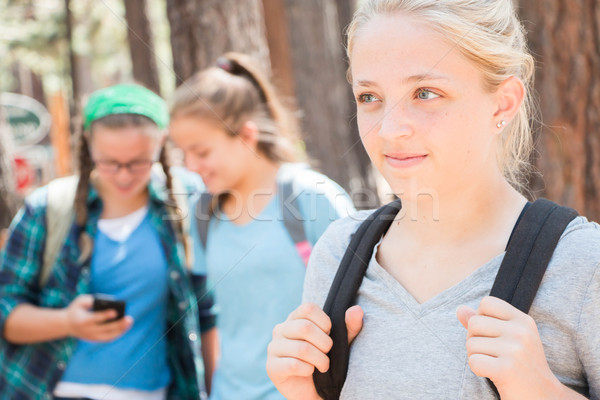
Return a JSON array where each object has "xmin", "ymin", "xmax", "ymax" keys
[
  {"xmin": 194, "ymin": 164, "xmax": 313, "ymax": 265},
  {"xmin": 313, "ymin": 198, "xmax": 578, "ymax": 400},
  {"xmin": 41, "ymin": 171, "xmax": 190, "ymax": 287}
]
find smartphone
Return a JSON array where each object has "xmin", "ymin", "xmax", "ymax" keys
[{"xmin": 92, "ymin": 294, "xmax": 126, "ymax": 323}]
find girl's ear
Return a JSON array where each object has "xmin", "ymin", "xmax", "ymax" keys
[
  {"xmin": 493, "ymin": 76, "xmax": 525, "ymax": 129},
  {"xmin": 238, "ymin": 120, "xmax": 260, "ymax": 148}
]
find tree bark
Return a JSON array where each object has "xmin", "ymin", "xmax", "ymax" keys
[
  {"xmin": 281, "ymin": 0, "xmax": 378, "ymax": 207},
  {"xmin": 333, "ymin": 0, "xmax": 377, "ymax": 207},
  {"xmin": 0, "ymin": 119, "xmax": 18, "ymax": 230},
  {"xmin": 520, "ymin": 0, "xmax": 600, "ymax": 221},
  {"xmin": 124, "ymin": 0, "xmax": 161, "ymax": 94},
  {"xmin": 263, "ymin": 0, "xmax": 295, "ymax": 98},
  {"xmin": 166, "ymin": 0, "xmax": 270, "ymax": 86},
  {"xmin": 64, "ymin": 0, "xmax": 81, "ymax": 114},
  {"xmin": 12, "ymin": 64, "xmax": 46, "ymax": 107}
]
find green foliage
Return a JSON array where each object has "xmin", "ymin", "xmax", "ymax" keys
[
  {"xmin": 0, "ymin": 0, "xmax": 174, "ymax": 99},
  {"xmin": 0, "ymin": 0, "xmax": 68, "ymax": 91}
]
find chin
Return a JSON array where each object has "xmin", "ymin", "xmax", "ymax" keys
[
  {"xmin": 388, "ymin": 180, "xmax": 438, "ymax": 202},
  {"xmin": 113, "ymin": 183, "xmax": 145, "ymax": 197},
  {"xmin": 205, "ymin": 183, "xmax": 226, "ymax": 196}
]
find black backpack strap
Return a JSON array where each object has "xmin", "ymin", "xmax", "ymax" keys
[
  {"xmin": 195, "ymin": 192, "xmax": 214, "ymax": 249},
  {"xmin": 486, "ymin": 198, "xmax": 578, "ymax": 397},
  {"xmin": 490, "ymin": 198, "xmax": 578, "ymax": 312},
  {"xmin": 313, "ymin": 199, "xmax": 402, "ymax": 400}
]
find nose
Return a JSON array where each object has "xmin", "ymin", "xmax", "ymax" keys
[
  {"xmin": 378, "ymin": 102, "xmax": 414, "ymax": 141},
  {"xmin": 184, "ymin": 152, "xmax": 203, "ymax": 175},
  {"xmin": 114, "ymin": 166, "xmax": 135, "ymax": 182}
]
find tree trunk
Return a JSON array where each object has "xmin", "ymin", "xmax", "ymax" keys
[
  {"xmin": 520, "ymin": 0, "xmax": 600, "ymax": 221},
  {"xmin": 281, "ymin": 0, "xmax": 378, "ymax": 207},
  {"xmin": 124, "ymin": 0, "xmax": 161, "ymax": 94},
  {"xmin": 12, "ymin": 63, "xmax": 46, "ymax": 107},
  {"xmin": 0, "ymin": 118, "xmax": 18, "ymax": 230},
  {"xmin": 65, "ymin": 0, "xmax": 81, "ymax": 114},
  {"xmin": 166, "ymin": 0, "xmax": 270, "ymax": 86},
  {"xmin": 333, "ymin": 0, "xmax": 377, "ymax": 207},
  {"xmin": 263, "ymin": 0, "xmax": 295, "ymax": 99},
  {"xmin": 335, "ymin": 0, "xmax": 355, "ymax": 39}
]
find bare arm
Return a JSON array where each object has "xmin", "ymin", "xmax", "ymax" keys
[
  {"xmin": 3, "ymin": 294, "xmax": 132, "ymax": 344},
  {"xmin": 4, "ymin": 303, "xmax": 70, "ymax": 343},
  {"xmin": 201, "ymin": 327, "xmax": 219, "ymax": 395}
]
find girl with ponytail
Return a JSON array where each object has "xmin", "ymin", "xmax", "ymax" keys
[
  {"xmin": 0, "ymin": 84, "xmax": 217, "ymax": 400},
  {"xmin": 169, "ymin": 53, "xmax": 355, "ymax": 400}
]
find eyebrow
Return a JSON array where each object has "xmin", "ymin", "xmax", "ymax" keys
[{"xmin": 353, "ymin": 73, "xmax": 450, "ymax": 88}]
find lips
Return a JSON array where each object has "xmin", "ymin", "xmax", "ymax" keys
[
  {"xmin": 384, "ymin": 153, "xmax": 427, "ymax": 168},
  {"xmin": 115, "ymin": 183, "xmax": 136, "ymax": 193}
]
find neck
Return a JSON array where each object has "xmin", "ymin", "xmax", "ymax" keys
[
  {"xmin": 96, "ymin": 184, "xmax": 149, "ymax": 219},
  {"xmin": 220, "ymin": 155, "xmax": 281, "ymax": 224},
  {"xmin": 232, "ymin": 156, "xmax": 280, "ymax": 203},
  {"xmin": 395, "ymin": 175, "xmax": 527, "ymax": 248}
]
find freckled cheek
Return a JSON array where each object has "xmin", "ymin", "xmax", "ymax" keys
[
  {"xmin": 357, "ymin": 112, "xmax": 381, "ymax": 141},
  {"xmin": 358, "ymin": 131, "xmax": 382, "ymax": 167},
  {"xmin": 182, "ymin": 154, "xmax": 198, "ymax": 172}
]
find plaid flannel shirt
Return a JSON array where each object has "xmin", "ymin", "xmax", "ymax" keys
[{"xmin": 0, "ymin": 174, "xmax": 216, "ymax": 400}]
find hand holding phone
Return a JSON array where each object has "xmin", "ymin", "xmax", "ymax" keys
[{"xmin": 92, "ymin": 294, "xmax": 126, "ymax": 323}]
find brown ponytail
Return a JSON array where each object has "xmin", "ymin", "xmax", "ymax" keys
[
  {"xmin": 159, "ymin": 144, "xmax": 191, "ymax": 266},
  {"xmin": 171, "ymin": 52, "xmax": 302, "ymax": 164}
]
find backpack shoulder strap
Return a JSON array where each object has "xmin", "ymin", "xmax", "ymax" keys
[
  {"xmin": 314, "ymin": 198, "xmax": 577, "ymax": 400},
  {"xmin": 195, "ymin": 192, "xmax": 214, "ymax": 249},
  {"xmin": 490, "ymin": 198, "xmax": 578, "ymax": 313},
  {"xmin": 313, "ymin": 199, "xmax": 402, "ymax": 400},
  {"xmin": 42, "ymin": 175, "xmax": 79, "ymax": 287},
  {"xmin": 277, "ymin": 163, "xmax": 312, "ymax": 265},
  {"xmin": 485, "ymin": 198, "xmax": 577, "ymax": 398}
]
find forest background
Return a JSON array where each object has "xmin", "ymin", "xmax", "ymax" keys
[{"xmin": 0, "ymin": 0, "xmax": 599, "ymax": 233}]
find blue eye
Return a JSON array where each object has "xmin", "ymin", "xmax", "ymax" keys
[
  {"xmin": 357, "ymin": 93, "xmax": 380, "ymax": 104},
  {"xmin": 416, "ymin": 88, "xmax": 440, "ymax": 100}
]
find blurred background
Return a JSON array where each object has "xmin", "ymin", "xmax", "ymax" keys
[{"xmin": 0, "ymin": 0, "xmax": 599, "ymax": 237}]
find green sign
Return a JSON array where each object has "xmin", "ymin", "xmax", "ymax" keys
[{"xmin": 0, "ymin": 92, "xmax": 51, "ymax": 147}]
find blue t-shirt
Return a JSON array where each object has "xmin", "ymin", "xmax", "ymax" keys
[
  {"xmin": 61, "ymin": 214, "xmax": 171, "ymax": 391},
  {"xmin": 191, "ymin": 164, "xmax": 355, "ymax": 400}
]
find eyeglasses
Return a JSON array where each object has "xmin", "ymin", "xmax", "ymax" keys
[{"xmin": 93, "ymin": 159, "xmax": 154, "ymax": 174}]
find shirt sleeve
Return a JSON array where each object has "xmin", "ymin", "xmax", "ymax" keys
[
  {"xmin": 576, "ymin": 262, "xmax": 600, "ymax": 398},
  {"xmin": 189, "ymin": 272, "xmax": 217, "ymax": 333},
  {"xmin": 0, "ymin": 188, "xmax": 47, "ymax": 336}
]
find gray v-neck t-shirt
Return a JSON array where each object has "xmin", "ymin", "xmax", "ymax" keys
[{"xmin": 303, "ymin": 211, "xmax": 600, "ymax": 399}]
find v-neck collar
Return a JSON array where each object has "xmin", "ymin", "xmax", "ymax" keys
[{"xmin": 368, "ymin": 237, "xmax": 504, "ymax": 317}]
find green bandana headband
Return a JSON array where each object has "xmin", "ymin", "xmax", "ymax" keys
[{"xmin": 83, "ymin": 84, "xmax": 169, "ymax": 130}]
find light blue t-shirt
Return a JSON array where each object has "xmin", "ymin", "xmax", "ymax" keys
[
  {"xmin": 191, "ymin": 164, "xmax": 355, "ymax": 400},
  {"xmin": 61, "ymin": 214, "xmax": 171, "ymax": 391}
]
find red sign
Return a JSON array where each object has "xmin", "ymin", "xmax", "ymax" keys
[{"xmin": 14, "ymin": 157, "xmax": 34, "ymax": 192}]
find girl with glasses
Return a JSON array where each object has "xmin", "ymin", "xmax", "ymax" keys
[{"xmin": 0, "ymin": 84, "xmax": 217, "ymax": 400}]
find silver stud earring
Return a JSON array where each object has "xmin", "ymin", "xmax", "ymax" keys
[{"xmin": 496, "ymin": 120, "xmax": 507, "ymax": 129}]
